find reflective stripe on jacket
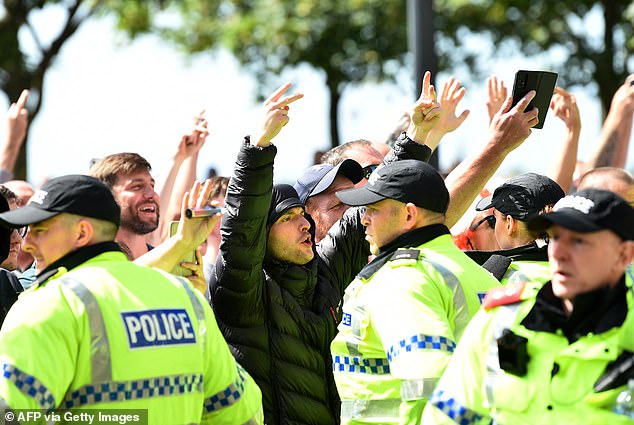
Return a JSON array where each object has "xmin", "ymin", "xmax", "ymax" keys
[
  {"xmin": 423, "ymin": 268, "xmax": 634, "ymax": 425},
  {"xmin": 331, "ymin": 233, "xmax": 500, "ymax": 425},
  {"xmin": 0, "ymin": 250, "xmax": 262, "ymax": 424}
]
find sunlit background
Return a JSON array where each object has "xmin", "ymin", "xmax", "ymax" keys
[{"xmin": 1, "ymin": 4, "xmax": 631, "ymax": 189}]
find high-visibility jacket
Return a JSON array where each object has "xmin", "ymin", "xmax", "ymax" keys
[
  {"xmin": 422, "ymin": 269, "xmax": 634, "ymax": 425},
  {"xmin": 0, "ymin": 248, "xmax": 262, "ymax": 424},
  {"xmin": 500, "ymin": 260, "xmax": 550, "ymax": 286},
  {"xmin": 331, "ymin": 233, "xmax": 500, "ymax": 425}
]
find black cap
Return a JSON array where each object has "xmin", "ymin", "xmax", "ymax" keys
[
  {"xmin": 528, "ymin": 188, "xmax": 634, "ymax": 240},
  {"xmin": 476, "ymin": 173, "xmax": 564, "ymax": 220},
  {"xmin": 335, "ymin": 160, "xmax": 449, "ymax": 212},
  {"xmin": 0, "ymin": 175, "xmax": 121, "ymax": 228},
  {"xmin": 294, "ymin": 159, "xmax": 364, "ymax": 204},
  {"xmin": 268, "ymin": 184, "xmax": 304, "ymax": 225}
]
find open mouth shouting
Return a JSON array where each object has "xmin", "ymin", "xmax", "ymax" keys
[{"xmin": 300, "ymin": 234, "xmax": 312, "ymax": 247}]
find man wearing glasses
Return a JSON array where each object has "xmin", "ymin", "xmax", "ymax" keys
[{"xmin": 294, "ymin": 141, "xmax": 389, "ymax": 245}]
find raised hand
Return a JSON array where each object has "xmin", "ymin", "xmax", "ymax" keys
[
  {"xmin": 488, "ymin": 90, "xmax": 538, "ymax": 154},
  {"xmin": 550, "ymin": 87, "xmax": 581, "ymax": 132},
  {"xmin": 2, "ymin": 90, "xmax": 29, "ymax": 172},
  {"xmin": 176, "ymin": 179, "xmax": 221, "ymax": 250},
  {"xmin": 548, "ymin": 87, "xmax": 581, "ymax": 191},
  {"xmin": 423, "ymin": 76, "xmax": 470, "ymax": 150},
  {"xmin": 608, "ymin": 74, "xmax": 634, "ymax": 115},
  {"xmin": 253, "ymin": 82, "xmax": 304, "ymax": 147},
  {"xmin": 175, "ymin": 110, "xmax": 209, "ymax": 159},
  {"xmin": 406, "ymin": 71, "xmax": 442, "ymax": 143},
  {"xmin": 434, "ymin": 77, "xmax": 470, "ymax": 134},
  {"xmin": 486, "ymin": 76, "xmax": 508, "ymax": 124}
]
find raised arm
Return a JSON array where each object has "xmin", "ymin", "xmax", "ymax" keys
[
  {"xmin": 547, "ymin": 87, "xmax": 581, "ymax": 192},
  {"xmin": 163, "ymin": 112, "xmax": 209, "ymax": 225},
  {"xmin": 444, "ymin": 91, "xmax": 538, "ymax": 228},
  {"xmin": 1, "ymin": 90, "xmax": 29, "ymax": 183},
  {"xmin": 586, "ymin": 75, "xmax": 634, "ymax": 170},
  {"xmin": 485, "ymin": 75, "xmax": 508, "ymax": 124},
  {"xmin": 151, "ymin": 112, "xmax": 210, "ymax": 245},
  {"xmin": 319, "ymin": 74, "xmax": 439, "ymax": 292},
  {"xmin": 424, "ymin": 76, "xmax": 470, "ymax": 151},
  {"xmin": 213, "ymin": 83, "xmax": 303, "ymax": 294},
  {"xmin": 405, "ymin": 71, "xmax": 442, "ymax": 145}
]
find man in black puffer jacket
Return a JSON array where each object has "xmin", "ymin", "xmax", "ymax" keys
[{"xmin": 209, "ymin": 83, "xmax": 435, "ymax": 425}]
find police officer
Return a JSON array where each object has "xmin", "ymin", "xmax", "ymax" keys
[
  {"xmin": 423, "ymin": 188, "xmax": 634, "ymax": 424},
  {"xmin": 0, "ymin": 175, "xmax": 262, "ymax": 424},
  {"xmin": 473, "ymin": 173, "xmax": 564, "ymax": 285},
  {"xmin": 331, "ymin": 160, "xmax": 500, "ymax": 424}
]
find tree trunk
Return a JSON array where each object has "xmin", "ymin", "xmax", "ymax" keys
[
  {"xmin": 327, "ymin": 82, "xmax": 341, "ymax": 149},
  {"xmin": 597, "ymin": 0, "xmax": 621, "ymax": 117}
]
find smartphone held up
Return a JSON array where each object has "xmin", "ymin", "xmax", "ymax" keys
[{"xmin": 511, "ymin": 70, "xmax": 558, "ymax": 129}]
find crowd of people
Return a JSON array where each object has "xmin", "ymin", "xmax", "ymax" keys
[{"xmin": 0, "ymin": 69, "xmax": 631, "ymax": 425}]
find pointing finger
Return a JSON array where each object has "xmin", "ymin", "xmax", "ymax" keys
[
  {"xmin": 16, "ymin": 90, "xmax": 29, "ymax": 109},
  {"xmin": 429, "ymin": 85, "xmax": 437, "ymax": 103},
  {"xmin": 513, "ymin": 90, "xmax": 536, "ymax": 113},
  {"xmin": 273, "ymin": 92, "xmax": 304, "ymax": 109},
  {"xmin": 419, "ymin": 71, "xmax": 431, "ymax": 101},
  {"xmin": 265, "ymin": 82, "xmax": 292, "ymax": 105}
]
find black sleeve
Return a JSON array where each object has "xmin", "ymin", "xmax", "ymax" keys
[
  {"xmin": 210, "ymin": 138, "xmax": 276, "ymax": 325},
  {"xmin": 317, "ymin": 206, "xmax": 369, "ymax": 296},
  {"xmin": 0, "ymin": 269, "xmax": 21, "ymax": 327},
  {"xmin": 382, "ymin": 132, "xmax": 432, "ymax": 164}
]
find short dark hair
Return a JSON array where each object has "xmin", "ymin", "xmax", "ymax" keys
[{"xmin": 89, "ymin": 153, "xmax": 152, "ymax": 188}]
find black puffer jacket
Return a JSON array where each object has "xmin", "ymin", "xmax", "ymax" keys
[{"xmin": 210, "ymin": 134, "xmax": 431, "ymax": 425}]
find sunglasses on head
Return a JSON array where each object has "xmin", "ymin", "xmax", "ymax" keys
[
  {"xmin": 470, "ymin": 214, "xmax": 496, "ymax": 231},
  {"xmin": 362, "ymin": 164, "xmax": 380, "ymax": 180}
]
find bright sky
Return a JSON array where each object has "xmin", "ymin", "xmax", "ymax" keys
[{"xmin": 1, "ymin": 8, "xmax": 632, "ymax": 190}]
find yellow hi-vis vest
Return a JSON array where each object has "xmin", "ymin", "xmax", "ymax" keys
[
  {"xmin": 0, "ymin": 250, "xmax": 262, "ymax": 424},
  {"xmin": 422, "ymin": 267, "xmax": 634, "ymax": 425},
  {"xmin": 331, "ymin": 234, "xmax": 500, "ymax": 425},
  {"xmin": 500, "ymin": 260, "xmax": 551, "ymax": 287}
]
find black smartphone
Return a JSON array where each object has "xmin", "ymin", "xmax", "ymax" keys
[
  {"xmin": 169, "ymin": 221, "xmax": 196, "ymax": 277},
  {"xmin": 511, "ymin": 70, "xmax": 558, "ymax": 129}
]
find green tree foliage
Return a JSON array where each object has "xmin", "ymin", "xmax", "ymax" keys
[
  {"xmin": 3, "ymin": 0, "xmax": 633, "ymax": 177},
  {"xmin": 0, "ymin": 0, "xmax": 102, "ymax": 179},
  {"xmin": 434, "ymin": 0, "xmax": 634, "ymax": 114},
  {"xmin": 144, "ymin": 0, "xmax": 409, "ymax": 149}
]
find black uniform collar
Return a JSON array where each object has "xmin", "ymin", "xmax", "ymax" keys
[
  {"xmin": 465, "ymin": 240, "xmax": 549, "ymax": 266},
  {"xmin": 357, "ymin": 224, "xmax": 449, "ymax": 279},
  {"xmin": 521, "ymin": 275, "xmax": 629, "ymax": 343},
  {"xmin": 35, "ymin": 242, "xmax": 124, "ymax": 284}
]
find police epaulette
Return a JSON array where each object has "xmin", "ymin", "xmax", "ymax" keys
[
  {"xmin": 482, "ymin": 280, "xmax": 527, "ymax": 310},
  {"xmin": 389, "ymin": 249, "xmax": 420, "ymax": 261}
]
